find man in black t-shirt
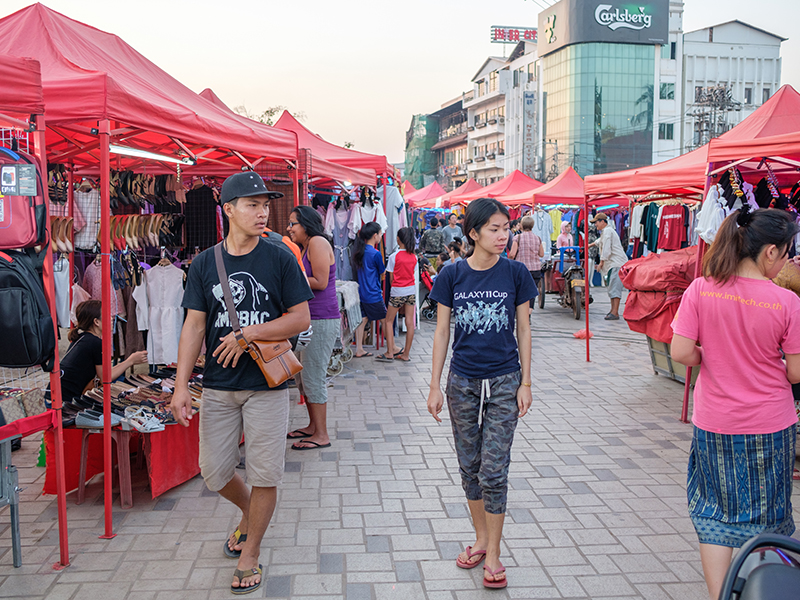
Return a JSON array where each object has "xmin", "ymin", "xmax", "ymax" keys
[{"xmin": 172, "ymin": 172, "xmax": 312, "ymax": 595}]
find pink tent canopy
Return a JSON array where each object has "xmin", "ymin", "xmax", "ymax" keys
[
  {"xmin": 501, "ymin": 167, "xmax": 584, "ymax": 206},
  {"xmin": 401, "ymin": 180, "xmax": 417, "ymax": 196},
  {"xmin": 450, "ymin": 170, "xmax": 543, "ymax": 205},
  {"xmin": 0, "ymin": 4, "xmax": 298, "ymax": 169},
  {"xmin": 0, "ymin": 54, "xmax": 44, "ymax": 116},
  {"xmin": 707, "ymin": 130, "xmax": 800, "ymax": 164},
  {"xmin": 406, "ymin": 181, "xmax": 446, "ymax": 207},
  {"xmin": 274, "ymin": 111, "xmax": 389, "ymax": 174},
  {"xmin": 199, "ymin": 88, "xmax": 376, "ymax": 186},
  {"xmin": 585, "ymin": 85, "xmax": 800, "ymax": 198}
]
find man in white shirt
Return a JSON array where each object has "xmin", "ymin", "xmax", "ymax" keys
[
  {"xmin": 441, "ymin": 213, "xmax": 463, "ymax": 246},
  {"xmin": 590, "ymin": 212, "xmax": 628, "ymax": 320}
]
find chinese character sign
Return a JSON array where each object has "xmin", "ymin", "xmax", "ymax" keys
[{"xmin": 491, "ymin": 26, "xmax": 537, "ymax": 44}]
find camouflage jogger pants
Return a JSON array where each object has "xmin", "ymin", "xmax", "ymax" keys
[{"xmin": 446, "ymin": 370, "xmax": 520, "ymax": 514}]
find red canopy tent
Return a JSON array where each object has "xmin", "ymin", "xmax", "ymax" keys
[
  {"xmin": 449, "ymin": 170, "xmax": 543, "ymax": 205},
  {"xmin": 0, "ymin": 4, "xmax": 304, "ymax": 540},
  {"xmin": 0, "ymin": 53, "xmax": 69, "ymax": 570},
  {"xmin": 199, "ymin": 88, "xmax": 376, "ymax": 188},
  {"xmin": 401, "ymin": 180, "xmax": 417, "ymax": 196},
  {"xmin": 584, "ymin": 85, "xmax": 800, "ymax": 200},
  {"xmin": 274, "ymin": 111, "xmax": 389, "ymax": 175},
  {"xmin": 406, "ymin": 181, "xmax": 446, "ymax": 207},
  {"xmin": 418, "ymin": 178, "xmax": 483, "ymax": 209},
  {"xmin": 501, "ymin": 167, "xmax": 584, "ymax": 206},
  {"xmin": 707, "ymin": 130, "xmax": 800, "ymax": 171}
]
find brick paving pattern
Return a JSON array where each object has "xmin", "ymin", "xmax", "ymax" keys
[{"xmin": 2, "ymin": 291, "xmax": 799, "ymax": 599}]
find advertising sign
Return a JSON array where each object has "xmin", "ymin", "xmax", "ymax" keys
[
  {"xmin": 538, "ymin": 0, "xmax": 668, "ymax": 56},
  {"xmin": 522, "ymin": 92, "xmax": 537, "ymax": 180},
  {"xmin": 490, "ymin": 26, "xmax": 538, "ymax": 44}
]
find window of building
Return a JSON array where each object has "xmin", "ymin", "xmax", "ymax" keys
[
  {"xmin": 660, "ymin": 44, "xmax": 669, "ymax": 59},
  {"xmin": 498, "ymin": 105, "xmax": 505, "ymax": 118},
  {"xmin": 708, "ymin": 27, "xmax": 713, "ymax": 43},
  {"xmin": 488, "ymin": 108, "xmax": 498, "ymax": 119},
  {"xmin": 695, "ymin": 86, "xmax": 703, "ymax": 102},
  {"xmin": 658, "ymin": 123, "xmax": 674, "ymax": 140},
  {"xmin": 670, "ymin": 42, "xmax": 676, "ymax": 60},
  {"xmin": 659, "ymin": 83, "xmax": 675, "ymax": 100},
  {"xmin": 477, "ymin": 80, "xmax": 486, "ymax": 96},
  {"xmin": 763, "ymin": 87, "xmax": 771, "ymax": 104},
  {"xmin": 527, "ymin": 63, "xmax": 535, "ymax": 83},
  {"xmin": 513, "ymin": 69, "xmax": 518, "ymax": 88},
  {"xmin": 489, "ymin": 71, "xmax": 498, "ymax": 92},
  {"xmin": 498, "ymin": 140, "xmax": 505, "ymax": 154},
  {"xmin": 744, "ymin": 87, "xmax": 752, "ymax": 104}
]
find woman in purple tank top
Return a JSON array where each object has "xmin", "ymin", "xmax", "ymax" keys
[{"xmin": 286, "ymin": 206, "xmax": 338, "ymax": 451}]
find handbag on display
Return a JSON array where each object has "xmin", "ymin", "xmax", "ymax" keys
[{"xmin": 213, "ymin": 243, "xmax": 302, "ymax": 387}]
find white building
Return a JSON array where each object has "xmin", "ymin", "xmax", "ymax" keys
[
  {"xmin": 463, "ymin": 57, "xmax": 510, "ymax": 186},
  {"xmin": 504, "ymin": 43, "xmax": 539, "ymax": 178},
  {"xmin": 681, "ymin": 20, "xmax": 784, "ymax": 153},
  {"xmin": 652, "ymin": 0, "xmax": 685, "ymax": 165}
]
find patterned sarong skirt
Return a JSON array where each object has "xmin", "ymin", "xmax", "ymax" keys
[{"xmin": 687, "ymin": 424, "xmax": 796, "ymax": 547}]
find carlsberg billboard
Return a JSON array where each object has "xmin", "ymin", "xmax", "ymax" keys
[{"xmin": 538, "ymin": 0, "xmax": 668, "ymax": 57}]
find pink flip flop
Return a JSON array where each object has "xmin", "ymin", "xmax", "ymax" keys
[
  {"xmin": 456, "ymin": 546, "xmax": 486, "ymax": 569},
  {"xmin": 483, "ymin": 563, "xmax": 507, "ymax": 589}
]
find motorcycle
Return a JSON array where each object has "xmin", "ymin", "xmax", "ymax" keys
[
  {"xmin": 549, "ymin": 246, "xmax": 590, "ymax": 320},
  {"xmin": 718, "ymin": 533, "xmax": 800, "ymax": 599}
]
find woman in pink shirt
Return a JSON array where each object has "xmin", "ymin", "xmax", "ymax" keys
[{"xmin": 672, "ymin": 206, "xmax": 800, "ymax": 600}]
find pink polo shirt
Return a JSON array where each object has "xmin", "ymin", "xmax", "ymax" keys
[{"xmin": 672, "ymin": 276, "xmax": 800, "ymax": 434}]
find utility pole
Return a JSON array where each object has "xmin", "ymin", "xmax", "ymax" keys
[{"xmin": 685, "ymin": 84, "xmax": 742, "ymax": 151}]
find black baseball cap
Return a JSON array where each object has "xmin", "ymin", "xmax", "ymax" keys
[{"xmin": 220, "ymin": 172, "xmax": 284, "ymax": 204}]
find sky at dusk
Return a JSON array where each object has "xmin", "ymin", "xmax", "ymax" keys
[{"xmin": 4, "ymin": 0, "xmax": 797, "ymax": 164}]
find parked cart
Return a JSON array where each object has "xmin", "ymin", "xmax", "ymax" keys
[{"xmin": 328, "ymin": 281, "xmax": 360, "ymax": 376}]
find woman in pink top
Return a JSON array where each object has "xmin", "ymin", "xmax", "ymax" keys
[
  {"xmin": 556, "ymin": 221, "xmax": 572, "ymax": 248},
  {"xmin": 671, "ymin": 207, "xmax": 800, "ymax": 600}
]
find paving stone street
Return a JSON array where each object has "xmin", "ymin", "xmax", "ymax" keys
[{"xmin": 3, "ymin": 290, "xmax": 799, "ymax": 599}]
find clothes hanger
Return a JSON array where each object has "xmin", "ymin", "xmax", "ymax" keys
[{"xmin": 157, "ymin": 247, "xmax": 172, "ymax": 267}]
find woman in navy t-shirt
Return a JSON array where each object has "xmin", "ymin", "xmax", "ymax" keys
[
  {"xmin": 351, "ymin": 221, "xmax": 386, "ymax": 358},
  {"xmin": 427, "ymin": 197, "xmax": 537, "ymax": 590}
]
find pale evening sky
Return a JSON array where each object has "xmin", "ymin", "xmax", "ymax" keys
[{"xmin": 4, "ymin": 0, "xmax": 797, "ymax": 165}]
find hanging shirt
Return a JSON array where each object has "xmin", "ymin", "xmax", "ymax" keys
[
  {"xmin": 673, "ymin": 276, "xmax": 800, "ymax": 434},
  {"xmin": 132, "ymin": 264, "xmax": 185, "ymax": 365},
  {"xmin": 549, "ymin": 209, "xmax": 562, "ymax": 241},
  {"xmin": 532, "ymin": 210, "xmax": 553, "ymax": 258},
  {"xmin": 695, "ymin": 184, "xmax": 727, "ymax": 244},
  {"xmin": 73, "ymin": 188, "xmax": 101, "ymax": 250},
  {"xmin": 429, "ymin": 258, "xmax": 537, "ymax": 380},
  {"xmin": 349, "ymin": 202, "xmax": 388, "ymax": 238},
  {"xmin": 657, "ymin": 205, "xmax": 687, "ymax": 251},
  {"xmin": 378, "ymin": 187, "xmax": 407, "ymax": 255},
  {"xmin": 643, "ymin": 204, "xmax": 660, "ymax": 252}
]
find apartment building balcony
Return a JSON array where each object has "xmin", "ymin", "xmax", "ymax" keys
[
  {"xmin": 468, "ymin": 117, "xmax": 505, "ymax": 140},
  {"xmin": 431, "ymin": 122, "xmax": 468, "ymax": 151},
  {"xmin": 463, "ymin": 88, "xmax": 504, "ymax": 110}
]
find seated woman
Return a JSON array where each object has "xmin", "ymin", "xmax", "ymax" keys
[{"xmin": 57, "ymin": 300, "xmax": 147, "ymax": 406}]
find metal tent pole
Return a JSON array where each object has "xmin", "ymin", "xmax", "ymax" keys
[
  {"xmin": 584, "ymin": 197, "xmax": 590, "ymax": 362},
  {"xmin": 98, "ymin": 119, "xmax": 115, "ymax": 539},
  {"xmin": 67, "ymin": 164, "xmax": 74, "ymax": 314},
  {"xmin": 33, "ymin": 114, "xmax": 71, "ymax": 569},
  {"xmin": 680, "ymin": 165, "xmax": 714, "ymax": 424}
]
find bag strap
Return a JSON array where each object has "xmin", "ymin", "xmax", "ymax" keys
[{"xmin": 213, "ymin": 243, "xmax": 252, "ymax": 353}]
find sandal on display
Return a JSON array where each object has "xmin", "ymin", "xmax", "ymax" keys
[
  {"xmin": 483, "ymin": 563, "xmax": 507, "ymax": 589},
  {"xmin": 456, "ymin": 546, "xmax": 487, "ymax": 570},
  {"xmin": 230, "ymin": 564, "xmax": 262, "ymax": 595},
  {"xmin": 123, "ymin": 406, "xmax": 165, "ymax": 433},
  {"xmin": 224, "ymin": 528, "xmax": 247, "ymax": 559}
]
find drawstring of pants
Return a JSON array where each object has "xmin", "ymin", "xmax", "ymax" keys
[{"xmin": 479, "ymin": 379, "xmax": 491, "ymax": 426}]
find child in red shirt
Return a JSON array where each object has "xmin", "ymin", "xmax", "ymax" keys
[{"xmin": 376, "ymin": 227, "xmax": 417, "ymax": 362}]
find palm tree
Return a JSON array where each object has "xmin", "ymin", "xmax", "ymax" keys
[{"xmin": 632, "ymin": 84, "xmax": 653, "ymax": 131}]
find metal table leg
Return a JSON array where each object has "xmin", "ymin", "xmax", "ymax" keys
[{"xmin": 0, "ymin": 438, "xmax": 22, "ymax": 567}]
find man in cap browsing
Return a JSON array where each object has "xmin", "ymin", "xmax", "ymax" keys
[
  {"xmin": 171, "ymin": 171, "xmax": 313, "ymax": 595},
  {"xmin": 590, "ymin": 212, "xmax": 628, "ymax": 320}
]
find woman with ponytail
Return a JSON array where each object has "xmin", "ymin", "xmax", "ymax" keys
[
  {"xmin": 376, "ymin": 227, "xmax": 418, "ymax": 362},
  {"xmin": 351, "ymin": 222, "xmax": 386, "ymax": 358},
  {"xmin": 671, "ymin": 206, "xmax": 800, "ymax": 600}
]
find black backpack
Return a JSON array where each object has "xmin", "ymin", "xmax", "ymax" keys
[{"xmin": 0, "ymin": 249, "xmax": 56, "ymax": 371}]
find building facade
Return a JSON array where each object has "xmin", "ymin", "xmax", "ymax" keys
[{"xmin": 429, "ymin": 99, "xmax": 469, "ymax": 192}]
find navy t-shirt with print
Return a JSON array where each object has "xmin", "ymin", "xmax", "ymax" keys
[
  {"xmin": 429, "ymin": 257, "xmax": 537, "ymax": 380},
  {"xmin": 182, "ymin": 238, "xmax": 313, "ymax": 391}
]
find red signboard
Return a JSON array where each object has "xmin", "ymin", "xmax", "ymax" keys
[{"xmin": 491, "ymin": 26, "xmax": 538, "ymax": 44}]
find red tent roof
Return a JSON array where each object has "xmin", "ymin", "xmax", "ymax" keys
[
  {"xmin": 501, "ymin": 167, "xmax": 584, "ymax": 206},
  {"xmin": 401, "ymin": 180, "xmax": 417, "ymax": 196},
  {"xmin": 450, "ymin": 170, "xmax": 543, "ymax": 204},
  {"xmin": 199, "ymin": 88, "xmax": 375, "ymax": 186},
  {"xmin": 0, "ymin": 54, "xmax": 44, "ymax": 116},
  {"xmin": 585, "ymin": 85, "xmax": 800, "ymax": 197},
  {"xmin": 406, "ymin": 181, "xmax": 446, "ymax": 207},
  {"xmin": 708, "ymin": 130, "xmax": 800, "ymax": 164},
  {"xmin": 274, "ymin": 111, "xmax": 388, "ymax": 174},
  {"xmin": 0, "ymin": 4, "xmax": 297, "ymax": 169},
  {"xmin": 439, "ymin": 179, "xmax": 482, "ymax": 208}
]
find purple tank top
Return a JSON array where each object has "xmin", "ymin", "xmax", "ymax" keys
[{"xmin": 302, "ymin": 253, "xmax": 339, "ymax": 319}]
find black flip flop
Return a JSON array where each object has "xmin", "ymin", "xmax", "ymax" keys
[
  {"xmin": 286, "ymin": 429, "xmax": 312, "ymax": 439},
  {"xmin": 354, "ymin": 352, "xmax": 373, "ymax": 358},
  {"xmin": 291, "ymin": 440, "xmax": 332, "ymax": 451},
  {"xmin": 231, "ymin": 564, "xmax": 262, "ymax": 595},
  {"xmin": 375, "ymin": 354, "xmax": 394, "ymax": 363},
  {"xmin": 224, "ymin": 528, "xmax": 247, "ymax": 559}
]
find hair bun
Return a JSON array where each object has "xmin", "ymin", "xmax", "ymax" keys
[{"xmin": 736, "ymin": 205, "xmax": 754, "ymax": 227}]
